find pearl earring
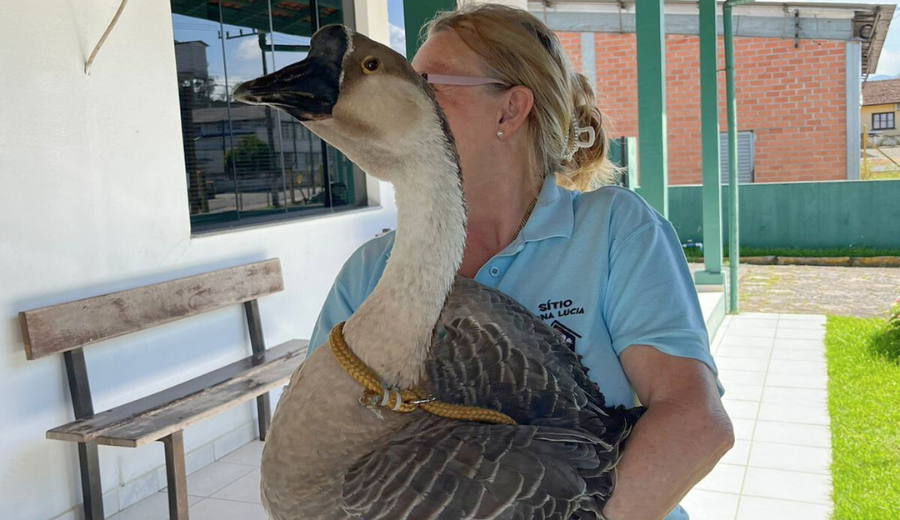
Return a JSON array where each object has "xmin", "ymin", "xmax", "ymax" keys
[{"xmin": 497, "ymin": 130, "xmax": 504, "ymax": 139}]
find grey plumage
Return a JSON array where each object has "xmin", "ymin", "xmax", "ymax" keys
[{"xmin": 340, "ymin": 277, "xmax": 643, "ymax": 520}]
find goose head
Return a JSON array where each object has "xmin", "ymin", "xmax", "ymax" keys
[{"xmin": 233, "ymin": 25, "xmax": 458, "ymax": 184}]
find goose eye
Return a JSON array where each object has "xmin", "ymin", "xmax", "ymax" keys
[{"xmin": 362, "ymin": 58, "xmax": 380, "ymax": 74}]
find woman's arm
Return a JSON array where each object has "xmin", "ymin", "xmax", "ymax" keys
[{"xmin": 602, "ymin": 345, "xmax": 734, "ymax": 520}]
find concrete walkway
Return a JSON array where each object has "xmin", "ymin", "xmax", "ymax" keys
[{"xmin": 682, "ymin": 312, "xmax": 833, "ymax": 520}]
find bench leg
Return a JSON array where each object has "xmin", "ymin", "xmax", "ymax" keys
[
  {"xmin": 162, "ymin": 431, "xmax": 190, "ymax": 520},
  {"xmin": 256, "ymin": 393, "xmax": 271, "ymax": 441},
  {"xmin": 77, "ymin": 440, "xmax": 105, "ymax": 520}
]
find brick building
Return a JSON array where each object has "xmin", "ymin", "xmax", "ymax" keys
[{"xmin": 538, "ymin": 1, "xmax": 894, "ymax": 185}]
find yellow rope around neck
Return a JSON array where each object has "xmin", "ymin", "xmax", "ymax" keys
[{"xmin": 329, "ymin": 322, "xmax": 516, "ymax": 425}]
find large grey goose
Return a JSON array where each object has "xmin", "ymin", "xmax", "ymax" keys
[{"xmin": 234, "ymin": 25, "xmax": 644, "ymax": 520}]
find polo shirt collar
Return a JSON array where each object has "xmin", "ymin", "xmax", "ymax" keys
[
  {"xmin": 497, "ymin": 174, "xmax": 575, "ymax": 257},
  {"xmin": 520, "ymin": 174, "xmax": 575, "ymax": 242}
]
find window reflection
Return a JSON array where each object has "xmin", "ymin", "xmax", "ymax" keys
[{"xmin": 171, "ymin": 0, "xmax": 365, "ymax": 232}]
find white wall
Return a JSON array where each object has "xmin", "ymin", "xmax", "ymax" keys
[{"xmin": 0, "ymin": 1, "xmax": 396, "ymax": 519}]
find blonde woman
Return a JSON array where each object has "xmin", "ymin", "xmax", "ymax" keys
[{"xmin": 310, "ymin": 4, "xmax": 734, "ymax": 519}]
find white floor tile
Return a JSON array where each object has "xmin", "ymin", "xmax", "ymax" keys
[
  {"xmin": 776, "ymin": 320, "xmax": 826, "ymax": 331},
  {"xmin": 777, "ymin": 314, "xmax": 826, "ymax": 323},
  {"xmin": 762, "ymin": 387, "xmax": 826, "ymax": 406},
  {"xmin": 770, "ymin": 349, "xmax": 826, "ymax": 362},
  {"xmin": 722, "ymin": 399, "xmax": 760, "ymax": 420},
  {"xmin": 720, "ymin": 439, "xmax": 752, "ymax": 466},
  {"xmin": 728, "ymin": 318, "xmax": 779, "ymax": 329},
  {"xmin": 681, "ymin": 489, "xmax": 740, "ymax": 520},
  {"xmin": 748, "ymin": 442, "xmax": 831, "ymax": 475},
  {"xmin": 107, "ymin": 492, "xmax": 202, "ymax": 520},
  {"xmin": 219, "ymin": 440, "xmax": 264, "ymax": 467},
  {"xmin": 722, "ymin": 384, "xmax": 764, "ymax": 402},
  {"xmin": 714, "ymin": 357, "xmax": 770, "ymax": 372},
  {"xmin": 189, "ymin": 497, "xmax": 268, "ymax": 520},
  {"xmin": 752, "ymin": 421, "xmax": 831, "ymax": 448},
  {"xmin": 731, "ymin": 418, "xmax": 757, "ymax": 441},
  {"xmin": 764, "ymin": 373, "xmax": 827, "ymax": 390},
  {"xmin": 734, "ymin": 313, "xmax": 781, "ymax": 320},
  {"xmin": 723, "ymin": 327, "xmax": 777, "ymax": 339},
  {"xmin": 736, "ymin": 496, "xmax": 832, "ymax": 520},
  {"xmin": 775, "ymin": 329, "xmax": 826, "ymax": 341},
  {"xmin": 720, "ymin": 336, "xmax": 775, "ymax": 349},
  {"xmin": 716, "ymin": 346, "xmax": 772, "ymax": 360},
  {"xmin": 757, "ymin": 401, "xmax": 829, "ymax": 426},
  {"xmin": 742, "ymin": 467, "xmax": 831, "ymax": 504},
  {"xmin": 171, "ymin": 461, "xmax": 256, "ymax": 498},
  {"xmin": 772, "ymin": 338, "xmax": 824, "ymax": 350},
  {"xmin": 211, "ymin": 468, "xmax": 262, "ymax": 504},
  {"xmin": 766, "ymin": 359, "xmax": 826, "ymax": 376},
  {"xmin": 718, "ymin": 369, "xmax": 768, "ymax": 387},
  {"xmin": 694, "ymin": 462, "xmax": 746, "ymax": 494}
]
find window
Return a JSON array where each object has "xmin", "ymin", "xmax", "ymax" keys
[
  {"xmin": 171, "ymin": 0, "xmax": 366, "ymax": 233},
  {"xmin": 719, "ymin": 131, "xmax": 755, "ymax": 184},
  {"xmin": 872, "ymin": 112, "xmax": 895, "ymax": 131}
]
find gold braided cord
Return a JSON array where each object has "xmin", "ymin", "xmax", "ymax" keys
[{"xmin": 329, "ymin": 322, "xmax": 517, "ymax": 425}]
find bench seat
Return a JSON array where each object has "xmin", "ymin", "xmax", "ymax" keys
[{"xmin": 47, "ymin": 339, "xmax": 308, "ymax": 448}]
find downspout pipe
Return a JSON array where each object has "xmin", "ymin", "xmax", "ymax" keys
[{"xmin": 723, "ymin": 0, "xmax": 752, "ymax": 313}]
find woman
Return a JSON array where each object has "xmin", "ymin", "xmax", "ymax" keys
[{"xmin": 308, "ymin": 4, "xmax": 734, "ymax": 519}]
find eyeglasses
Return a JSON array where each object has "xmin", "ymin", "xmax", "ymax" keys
[{"xmin": 420, "ymin": 72, "xmax": 509, "ymax": 87}]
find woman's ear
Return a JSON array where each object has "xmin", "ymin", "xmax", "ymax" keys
[{"xmin": 497, "ymin": 86, "xmax": 534, "ymax": 136}]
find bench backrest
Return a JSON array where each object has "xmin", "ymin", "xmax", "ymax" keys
[{"xmin": 20, "ymin": 259, "xmax": 284, "ymax": 360}]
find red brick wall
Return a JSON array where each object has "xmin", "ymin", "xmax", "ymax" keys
[{"xmin": 556, "ymin": 32, "xmax": 847, "ymax": 184}]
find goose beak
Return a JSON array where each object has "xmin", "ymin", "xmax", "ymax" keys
[{"xmin": 233, "ymin": 26, "xmax": 348, "ymax": 121}]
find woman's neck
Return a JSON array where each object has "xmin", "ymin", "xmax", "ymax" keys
[{"xmin": 457, "ymin": 168, "xmax": 540, "ymax": 277}]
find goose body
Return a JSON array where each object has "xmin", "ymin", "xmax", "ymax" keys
[{"xmin": 234, "ymin": 25, "xmax": 643, "ymax": 520}]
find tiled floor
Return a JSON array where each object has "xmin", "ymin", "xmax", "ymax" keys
[
  {"xmin": 111, "ymin": 313, "xmax": 832, "ymax": 520},
  {"xmin": 108, "ymin": 442, "xmax": 267, "ymax": 520},
  {"xmin": 682, "ymin": 312, "xmax": 833, "ymax": 520}
]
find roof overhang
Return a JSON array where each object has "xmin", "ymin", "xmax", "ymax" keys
[{"xmin": 528, "ymin": 1, "xmax": 894, "ymax": 77}]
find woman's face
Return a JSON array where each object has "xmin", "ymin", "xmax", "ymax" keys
[{"xmin": 411, "ymin": 30, "xmax": 505, "ymax": 184}]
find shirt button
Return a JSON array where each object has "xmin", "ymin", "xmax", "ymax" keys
[{"xmin": 489, "ymin": 266, "xmax": 500, "ymax": 277}]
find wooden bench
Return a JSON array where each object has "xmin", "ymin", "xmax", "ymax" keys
[{"xmin": 19, "ymin": 259, "xmax": 308, "ymax": 520}]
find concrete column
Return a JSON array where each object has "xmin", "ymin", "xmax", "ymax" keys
[
  {"xmin": 635, "ymin": 0, "xmax": 669, "ymax": 217},
  {"xmin": 352, "ymin": 0, "xmax": 391, "ymax": 46}
]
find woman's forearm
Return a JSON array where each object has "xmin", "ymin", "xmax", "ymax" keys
[{"xmin": 602, "ymin": 399, "xmax": 734, "ymax": 520}]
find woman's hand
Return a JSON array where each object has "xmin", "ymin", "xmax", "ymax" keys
[{"xmin": 602, "ymin": 345, "xmax": 735, "ymax": 520}]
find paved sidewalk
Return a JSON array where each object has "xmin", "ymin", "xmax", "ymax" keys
[
  {"xmin": 682, "ymin": 312, "xmax": 832, "ymax": 520},
  {"xmin": 691, "ymin": 262, "xmax": 900, "ymax": 318}
]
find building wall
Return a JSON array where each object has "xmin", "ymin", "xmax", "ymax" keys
[
  {"xmin": 558, "ymin": 32, "xmax": 848, "ymax": 184},
  {"xmin": 0, "ymin": 1, "xmax": 396, "ymax": 519},
  {"xmin": 861, "ymin": 102, "xmax": 900, "ymax": 137}
]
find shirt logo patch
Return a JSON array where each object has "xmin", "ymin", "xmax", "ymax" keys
[
  {"xmin": 551, "ymin": 320, "xmax": 582, "ymax": 350},
  {"xmin": 537, "ymin": 298, "xmax": 585, "ymax": 321}
]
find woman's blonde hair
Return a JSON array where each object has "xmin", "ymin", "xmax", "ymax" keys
[{"xmin": 423, "ymin": 3, "xmax": 617, "ymax": 191}]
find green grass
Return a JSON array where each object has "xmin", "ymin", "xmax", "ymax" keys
[
  {"xmin": 683, "ymin": 246, "xmax": 900, "ymax": 261},
  {"xmin": 825, "ymin": 316, "xmax": 900, "ymax": 519}
]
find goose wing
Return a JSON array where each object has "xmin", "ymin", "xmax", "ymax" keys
[
  {"xmin": 341, "ymin": 418, "xmax": 616, "ymax": 520},
  {"xmin": 427, "ymin": 277, "xmax": 634, "ymax": 429}
]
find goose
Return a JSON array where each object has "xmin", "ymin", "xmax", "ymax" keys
[{"xmin": 234, "ymin": 25, "xmax": 644, "ymax": 520}]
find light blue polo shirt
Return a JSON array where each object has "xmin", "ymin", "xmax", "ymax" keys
[{"xmin": 308, "ymin": 174, "xmax": 723, "ymax": 520}]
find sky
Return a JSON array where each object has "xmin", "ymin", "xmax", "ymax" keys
[{"xmin": 385, "ymin": 0, "xmax": 900, "ymax": 78}]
